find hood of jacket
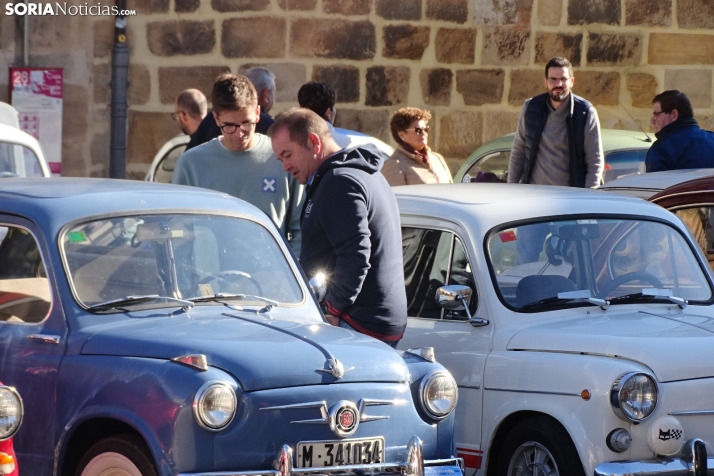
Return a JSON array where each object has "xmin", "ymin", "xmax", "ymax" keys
[{"xmin": 318, "ymin": 143, "xmax": 388, "ymax": 176}]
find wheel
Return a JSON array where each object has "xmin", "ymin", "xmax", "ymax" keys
[
  {"xmin": 495, "ymin": 417, "xmax": 584, "ymax": 476},
  {"xmin": 597, "ymin": 271, "xmax": 663, "ymax": 298},
  {"xmin": 76, "ymin": 434, "xmax": 158, "ymax": 476},
  {"xmin": 198, "ymin": 269, "xmax": 263, "ymax": 295}
]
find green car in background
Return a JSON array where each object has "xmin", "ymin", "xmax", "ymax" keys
[{"xmin": 454, "ymin": 129, "xmax": 653, "ymax": 184}]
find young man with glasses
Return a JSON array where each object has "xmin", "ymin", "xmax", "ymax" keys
[
  {"xmin": 508, "ymin": 57, "xmax": 604, "ymax": 190},
  {"xmin": 172, "ymin": 74, "xmax": 303, "ymax": 254},
  {"xmin": 645, "ymin": 90, "xmax": 714, "ymax": 172},
  {"xmin": 507, "ymin": 57, "xmax": 604, "ymax": 264}
]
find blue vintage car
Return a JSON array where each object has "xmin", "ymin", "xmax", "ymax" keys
[{"xmin": 0, "ymin": 178, "xmax": 463, "ymax": 476}]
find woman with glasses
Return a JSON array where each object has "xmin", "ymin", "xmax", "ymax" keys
[{"xmin": 382, "ymin": 107, "xmax": 452, "ymax": 186}]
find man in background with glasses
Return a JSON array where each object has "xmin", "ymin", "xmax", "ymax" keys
[
  {"xmin": 645, "ymin": 90, "xmax": 714, "ymax": 172},
  {"xmin": 507, "ymin": 57, "xmax": 604, "ymax": 264},
  {"xmin": 172, "ymin": 89, "xmax": 207, "ymax": 139},
  {"xmin": 172, "ymin": 73, "xmax": 303, "ymax": 254},
  {"xmin": 508, "ymin": 56, "xmax": 604, "ymax": 190}
]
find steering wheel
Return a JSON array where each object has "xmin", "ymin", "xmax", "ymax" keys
[
  {"xmin": 198, "ymin": 270, "xmax": 263, "ymax": 295},
  {"xmin": 597, "ymin": 272, "xmax": 664, "ymax": 298}
]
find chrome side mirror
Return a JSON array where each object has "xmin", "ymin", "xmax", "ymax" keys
[
  {"xmin": 435, "ymin": 285, "xmax": 488, "ymax": 327},
  {"xmin": 308, "ymin": 273, "xmax": 327, "ymax": 302}
]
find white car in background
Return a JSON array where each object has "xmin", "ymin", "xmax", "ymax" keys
[
  {"xmin": 395, "ymin": 183, "xmax": 714, "ymax": 476},
  {"xmin": 0, "ymin": 102, "xmax": 50, "ymax": 178}
]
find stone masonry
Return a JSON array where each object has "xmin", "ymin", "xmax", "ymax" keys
[{"xmin": 0, "ymin": 0, "xmax": 713, "ymax": 178}]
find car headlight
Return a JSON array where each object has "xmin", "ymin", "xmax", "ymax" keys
[
  {"xmin": 419, "ymin": 370, "xmax": 458, "ymax": 420},
  {"xmin": 610, "ymin": 372, "xmax": 658, "ymax": 422},
  {"xmin": 193, "ymin": 381, "xmax": 237, "ymax": 431},
  {"xmin": 0, "ymin": 386, "xmax": 23, "ymax": 441}
]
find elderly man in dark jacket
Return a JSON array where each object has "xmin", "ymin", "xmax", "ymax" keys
[
  {"xmin": 646, "ymin": 90, "xmax": 714, "ymax": 172},
  {"xmin": 268, "ymin": 108, "xmax": 406, "ymax": 347}
]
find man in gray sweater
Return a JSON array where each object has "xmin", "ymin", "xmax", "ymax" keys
[
  {"xmin": 171, "ymin": 74, "xmax": 303, "ymax": 254},
  {"xmin": 508, "ymin": 57, "xmax": 604, "ymax": 189},
  {"xmin": 507, "ymin": 57, "xmax": 604, "ymax": 263}
]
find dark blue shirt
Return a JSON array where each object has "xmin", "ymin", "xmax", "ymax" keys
[{"xmin": 646, "ymin": 118, "xmax": 714, "ymax": 172}]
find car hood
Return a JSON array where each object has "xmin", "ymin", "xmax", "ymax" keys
[
  {"xmin": 80, "ymin": 311, "xmax": 409, "ymax": 391},
  {"xmin": 506, "ymin": 309, "xmax": 714, "ymax": 382}
]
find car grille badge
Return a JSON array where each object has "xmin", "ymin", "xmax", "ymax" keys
[{"xmin": 317, "ymin": 358, "xmax": 354, "ymax": 380}]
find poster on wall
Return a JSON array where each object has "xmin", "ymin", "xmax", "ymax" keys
[{"xmin": 9, "ymin": 67, "xmax": 63, "ymax": 176}]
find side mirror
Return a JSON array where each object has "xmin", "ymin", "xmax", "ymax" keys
[
  {"xmin": 435, "ymin": 285, "xmax": 488, "ymax": 327},
  {"xmin": 308, "ymin": 273, "xmax": 327, "ymax": 302},
  {"xmin": 435, "ymin": 285, "xmax": 472, "ymax": 310}
]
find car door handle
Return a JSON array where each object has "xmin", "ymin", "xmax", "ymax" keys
[
  {"xmin": 27, "ymin": 334, "xmax": 61, "ymax": 345},
  {"xmin": 469, "ymin": 318, "xmax": 489, "ymax": 327}
]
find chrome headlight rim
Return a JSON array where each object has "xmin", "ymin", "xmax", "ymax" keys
[
  {"xmin": 610, "ymin": 371, "xmax": 658, "ymax": 423},
  {"xmin": 419, "ymin": 370, "xmax": 458, "ymax": 421},
  {"xmin": 0, "ymin": 386, "xmax": 23, "ymax": 441},
  {"xmin": 192, "ymin": 380, "xmax": 237, "ymax": 431}
]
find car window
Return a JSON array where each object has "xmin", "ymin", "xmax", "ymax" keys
[
  {"xmin": 462, "ymin": 150, "xmax": 509, "ymax": 183},
  {"xmin": 673, "ymin": 207, "xmax": 714, "ymax": 270},
  {"xmin": 402, "ymin": 227, "xmax": 477, "ymax": 319},
  {"xmin": 0, "ymin": 141, "xmax": 44, "ymax": 178},
  {"xmin": 487, "ymin": 218, "xmax": 711, "ymax": 311},
  {"xmin": 154, "ymin": 144, "xmax": 186, "ymax": 183},
  {"xmin": 603, "ymin": 149, "xmax": 647, "ymax": 183},
  {"xmin": 62, "ymin": 214, "xmax": 303, "ymax": 308},
  {"xmin": 0, "ymin": 225, "xmax": 51, "ymax": 323}
]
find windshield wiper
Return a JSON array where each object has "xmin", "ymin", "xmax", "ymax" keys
[
  {"xmin": 188, "ymin": 293, "xmax": 279, "ymax": 313},
  {"xmin": 519, "ymin": 289, "xmax": 609, "ymax": 311},
  {"xmin": 609, "ymin": 288, "xmax": 687, "ymax": 309},
  {"xmin": 87, "ymin": 294, "xmax": 195, "ymax": 312}
]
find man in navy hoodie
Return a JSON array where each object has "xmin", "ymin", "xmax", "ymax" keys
[
  {"xmin": 646, "ymin": 90, "xmax": 714, "ymax": 172},
  {"xmin": 268, "ymin": 108, "xmax": 407, "ymax": 347}
]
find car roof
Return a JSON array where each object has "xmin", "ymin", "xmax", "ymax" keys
[
  {"xmin": 394, "ymin": 183, "xmax": 674, "ymax": 232},
  {"xmin": 0, "ymin": 178, "xmax": 274, "ymax": 236},
  {"xmin": 600, "ymin": 169, "xmax": 714, "ymax": 193},
  {"xmin": 650, "ymin": 175, "xmax": 714, "ymax": 202},
  {"xmin": 0, "ymin": 123, "xmax": 41, "ymax": 147}
]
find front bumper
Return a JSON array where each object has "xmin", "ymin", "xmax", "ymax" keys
[
  {"xmin": 595, "ymin": 438, "xmax": 714, "ymax": 476},
  {"xmin": 179, "ymin": 436, "xmax": 463, "ymax": 476}
]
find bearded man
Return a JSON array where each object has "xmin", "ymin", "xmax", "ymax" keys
[{"xmin": 508, "ymin": 57, "xmax": 604, "ymax": 189}]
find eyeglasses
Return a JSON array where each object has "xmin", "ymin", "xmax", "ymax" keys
[
  {"xmin": 404, "ymin": 127, "xmax": 430, "ymax": 135},
  {"xmin": 652, "ymin": 110, "xmax": 668, "ymax": 117},
  {"xmin": 170, "ymin": 112, "xmax": 182, "ymax": 121},
  {"xmin": 547, "ymin": 77, "xmax": 572, "ymax": 84},
  {"xmin": 218, "ymin": 120, "xmax": 258, "ymax": 134}
]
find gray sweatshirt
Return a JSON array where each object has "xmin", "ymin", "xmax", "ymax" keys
[
  {"xmin": 508, "ymin": 94, "xmax": 604, "ymax": 188},
  {"xmin": 171, "ymin": 134, "xmax": 304, "ymax": 254}
]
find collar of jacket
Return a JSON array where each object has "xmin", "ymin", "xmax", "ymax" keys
[
  {"xmin": 655, "ymin": 117, "xmax": 699, "ymax": 140},
  {"xmin": 396, "ymin": 143, "xmax": 431, "ymax": 163},
  {"xmin": 539, "ymin": 92, "xmax": 574, "ymax": 118}
]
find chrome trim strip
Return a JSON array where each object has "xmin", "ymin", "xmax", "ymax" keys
[
  {"xmin": 261, "ymin": 399, "xmax": 405, "ymax": 426},
  {"xmin": 27, "ymin": 334, "xmax": 60, "ymax": 344},
  {"xmin": 260, "ymin": 402, "xmax": 326, "ymax": 412},
  {"xmin": 458, "ymin": 385, "xmax": 481, "ymax": 390},
  {"xmin": 669, "ymin": 409, "xmax": 714, "ymax": 416},
  {"xmin": 484, "ymin": 387, "xmax": 582, "ymax": 397},
  {"xmin": 177, "ymin": 457, "xmax": 464, "ymax": 476}
]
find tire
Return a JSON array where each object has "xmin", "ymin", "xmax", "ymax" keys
[
  {"xmin": 76, "ymin": 434, "xmax": 158, "ymax": 476},
  {"xmin": 495, "ymin": 417, "xmax": 585, "ymax": 476}
]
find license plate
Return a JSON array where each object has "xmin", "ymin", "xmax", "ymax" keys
[{"xmin": 296, "ymin": 437, "xmax": 384, "ymax": 468}]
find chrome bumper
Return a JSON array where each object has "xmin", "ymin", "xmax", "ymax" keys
[
  {"xmin": 179, "ymin": 436, "xmax": 463, "ymax": 476},
  {"xmin": 595, "ymin": 439, "xmax": 713, "ymax": 476}
]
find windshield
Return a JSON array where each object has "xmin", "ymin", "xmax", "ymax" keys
[
  {"xmin": 62, "ymin": 214, "xmax": 303, "ymax": 309},
  {"xmin": 0, "ymin": 141, "xmax": 44, "ymax": 177},
  {"xmin": 487, "ymin": 218, "xmax": 712, "ymax": 311}
]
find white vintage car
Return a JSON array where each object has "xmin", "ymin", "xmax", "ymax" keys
[{"xmin": 395, "ymin": 183, "xmax": 714, "ymax": 476}]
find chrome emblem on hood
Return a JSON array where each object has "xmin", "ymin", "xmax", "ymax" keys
[
  {"xmin": 261, "ymin": 398, "xmax": 407, "ymax": 437},
  {"xmin": 316, "ymin": 358, "xmax": 354, "ymax": 380}
]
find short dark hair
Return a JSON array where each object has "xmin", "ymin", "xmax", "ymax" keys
[
  {"xmin": 390, "ymin": 107, "xmax": 432, "ymax": 144},
  {"xmin": 544, "ymin": 57, "xmax": 573, "ymax": 78},
  {"xmin": 297, "ymin": 82, "xmax": 336, "ymax": 119},
  {"xmin": 268, "ymin": 107, "xmax": 331, "ymax": 146},
  {"xmin": 653, "ymin": 90, "xmax": 693, "ymax": 119},
  {"xmin": 211, "ymin": 73, "xmax": 257, "ymax": 114},
  {"xmin": 176, "ymin": 89, "xmax": 207, "ymax": 120}
]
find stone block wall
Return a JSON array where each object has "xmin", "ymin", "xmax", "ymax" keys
[{"xmin": 1, "ymin": 0, "xmax": 713, "ymax": 178}]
